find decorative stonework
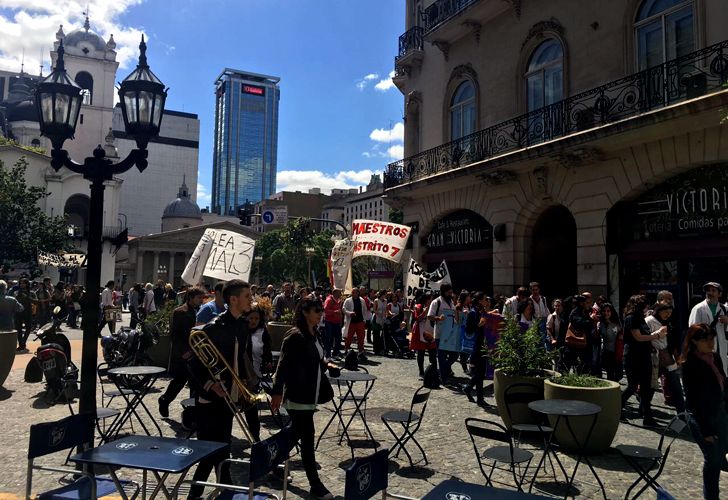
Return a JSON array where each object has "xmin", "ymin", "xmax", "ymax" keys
[
  {"xmin": 521, "ymin": 18, "xmax": 565, "ymax": 50},
  {"xmin": 532, "ymin": 166, "xmax": 549, "ymax": 199},
  {"xmin": 462, "ymin": 20, "xmax": 481, "ymax": 44},
  {"xmin": 479, "ymin": 169, "xmax": 518, "ymax": 186},
  {"xmin": 431, "ymin": 40, "xmax": 450, "ymax": 60},
  {"xmin": 446, "ymin": 64, "xmax": 478, "ymax": 89},
  {"xmin": 405, "ymin": 91, "xmax": 422, "ymax": 115},
  {"xmin": 504, "ymin": 0, "xmax": 522, "ymax": 18},
  {"xmin": 551, "ymin": 147, "xmax": 604, "ymax": 168}
]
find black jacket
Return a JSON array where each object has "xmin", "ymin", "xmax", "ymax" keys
[
  {"xmin": 188, "ymin": 310, "xmax": 250, "ymax": 403},
  {"xmin": 271, "ymin": 326, "xmax": 332, "ymax": 405},
  {"xmin": 682, "ymin": 351, "xmax": 728, "ymax": 437},
  {"xmin": 170, "ymin": 303, "xmax": 197, "ymax": 358}
]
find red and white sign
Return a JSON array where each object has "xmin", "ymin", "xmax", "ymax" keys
[
  {"xmin": 242, "ymin": 85, "xmax": 265, "ymax": 96},
  {"xmin": 350, "ymin": 219, "xmax": 411, "ymax": 263}
]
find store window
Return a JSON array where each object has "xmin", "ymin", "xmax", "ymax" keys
[
  {"xmin": 525, "ymin": 39, "xmax": 564, "ymax": 113},
  {"xmin": 449, "ymin": 81, "xmax": 476, "ymax": 140},
  {"xmin": 635, "ymin": 0, "xmax": 694, "ymax": 70}
]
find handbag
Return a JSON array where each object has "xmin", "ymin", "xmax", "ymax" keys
[
  {"xmin": 317, "ymin": 362, "xmax": 334, "ymax": 404},
  {"xmin": 565, "ymin": 324, "xmax": 587, "ymax": 350}
]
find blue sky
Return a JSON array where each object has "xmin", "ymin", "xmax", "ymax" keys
[{"xmin": 0, "ymin": 0, "xmax": 405, "ymax": 206}]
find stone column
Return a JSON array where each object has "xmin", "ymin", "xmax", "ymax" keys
[
  {"xmin": 152, "ymin": 251, "xmax": 160, "ymax": 283},
  {"xmin": 169, "ymin": 252, "xmax": 175, "ymax": 284},
  {"xmin": 135, "ymin": 250, "xmax": 143, "ymax": 283}
]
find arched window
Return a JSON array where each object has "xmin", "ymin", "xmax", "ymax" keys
[
  {"xmin": 449, "ymin": 81, "xmax": 476, "ymax": 141},
  {"xmin": 635, "ymin": 0, "xmax": 694, "ymax": 70},
  {"xmin": 525, "ymin": 39, "xmax": 564, "ymax": 112},
  {"xmin": 75, "ymin": 71, "xmax": 94, "ymax": 105}
]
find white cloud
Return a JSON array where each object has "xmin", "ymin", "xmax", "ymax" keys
[
  {"xmin": 197, "ymin": 182, "xmax": 211, "ymax": 208},
  {"xmin": 276, "ymin": 169, "xmax": 380, "ymax": 194},
  {"xmin": 355, "ymin": 72, "xmax": 379, "ymax": 91},
  {"xmin": 374, "ymin": 71, "xmax": 396, "ymax": 91},
  {"xmin": 387, "ymin": 145, "xmax": 404, "ymax": 160},
  {"xmin": 369, "ymin": 122, "xmax": 404, "ymax": 143},
  {"xmin": 0, "ymin": 1, "xmax": 147, "ymax": 74}
]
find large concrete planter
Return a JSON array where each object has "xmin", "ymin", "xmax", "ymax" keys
[
  {"xmin": 0, "ymin": 331, "xmax": 17, "ymax": 387},
  {"xmin": 494, "ymin": 368, "xmax": 558, "ymax": 430},
  {"xmin": 146, "ymin": 335, "xmax": 171, "ymax": 371},
  {"xmin": 267, "ymin": 322, "xmax": 293, "ymax": 352},
  {"xmin": 544, "ymin": 378, "xmax": 621, "ymax": 454}
]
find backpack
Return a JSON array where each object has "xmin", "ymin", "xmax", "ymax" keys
[
  {"xmin": 344, "ymin": 349, "xmax": 359, "ymax": 371},
  {"xmin": 423, "ymin": 363, "xmax": 440, "ymax": 389}
]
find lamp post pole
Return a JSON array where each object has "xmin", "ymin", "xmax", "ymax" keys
[{"xmin": 37, "ymin": 37, "xmax": 166, "ymax": 432}]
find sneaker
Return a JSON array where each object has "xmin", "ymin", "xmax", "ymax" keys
[
  {"xmin": 309, "ymin": 482, "xmax": 333, "ymax": 500},
  {"xmin": 158, "ymin": 397, "xmax": 169, "ymax": 418}
]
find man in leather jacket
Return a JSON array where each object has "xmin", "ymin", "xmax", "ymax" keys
[{"xmin": 188, "ymin": 279, "xmax": 253, "ymax": 499}]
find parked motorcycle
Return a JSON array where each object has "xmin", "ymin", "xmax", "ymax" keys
[
  {"xmin": 24, "ymin": 306, "xmax": 79, "ymax": 404},
  {"xmin": 101, "ymin": 320, "xmax": 160, "ymax": 388}
]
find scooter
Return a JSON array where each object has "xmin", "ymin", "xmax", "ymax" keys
[
  {"xmin": 24, "ymin": 306, "xmax": 79, "ymax": 404},
  {"xmin": 101, "ymin": 319, "xmax": 160, "ymax": 388}
]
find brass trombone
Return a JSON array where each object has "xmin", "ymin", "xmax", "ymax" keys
[{"xmin": 188, "ymin": 328, "xmax": 267, "ymax": 443}]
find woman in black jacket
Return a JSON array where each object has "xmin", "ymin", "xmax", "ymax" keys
[
  {"xmin": 270, "ymin": 297, "xmax": 334, "ymax": 500},
  {"xmin": 681, "ymin": 323, "xmax": 728, "ymax": 500}
]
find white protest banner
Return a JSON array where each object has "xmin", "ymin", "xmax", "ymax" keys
[
  {"xmin": 350, "ymin": 219, "xmax": 411, "ymax": 263},
  {"xmin": 406, "ymin": 258, "xmax": 451, "ymax": 301},
  {"xmin": 182, "ymin": 228, "xmax": 256, "ymax": 284},
  {"xmin": 37, "ymin": 250, "xmax": 86, "ymax": 268},
  {"xmin": 328, "ymin": 238, "xmax": 354, "ymax": 291}
]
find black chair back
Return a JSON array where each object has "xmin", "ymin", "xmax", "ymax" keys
[
  {"xmin": 344, "ymin": 448, "xmax": 389, "ymax": 500},
  {"xmin": 408, "ymin": 386, "xmax": 431, "ymax": 426},
  {"xmin": 503, "ymin": 382, "xmax": 543, "ymax": 426},
  {"xmin": 465, "ymin": 417, "xmax": 511, "ymax": 444},
  {"xmin": 249, "ymin": 425, "xmax": 294, "ymax": 483},
  {"xmin": 658, "ymin": 412, "xmax": 689, "ymax": 452},
  {"xmin": 28, "ymin": 413, "xmax": 95, "ymax": 459}
]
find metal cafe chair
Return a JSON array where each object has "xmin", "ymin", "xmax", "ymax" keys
[
  {"xmin": 344, "ymin": 449, "xmax": 417, "ymax": 500},
  {"xmin": 465, "ymin": 417, "xmax": 534, "ymax": 491},
  {"xmin": 380, "ymin": 386, "xmax": 431, "ymax": 467},
  {"xmin": 181, "ymin": 425, "xmax": 294, "ymax": 500},
  {"xmin": 616, "ymin": 412, "xmax": 689, "ymax": 500},
  {"xmin": 26, "ymin": 413, "xmax": 139, "ymax": 500}
]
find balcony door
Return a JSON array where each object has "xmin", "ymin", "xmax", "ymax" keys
[{"xmin": 635, "ymin": 0, "xmax": 694, "ymax": 71}]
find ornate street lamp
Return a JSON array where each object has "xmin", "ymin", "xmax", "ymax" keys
[
  {"xmin": 305, "ymin": 246, "xmax": 315, "ymax": 286},
  {"xmin": 35, "ymin": 36, "xmax": 167, "ymax": 429}
]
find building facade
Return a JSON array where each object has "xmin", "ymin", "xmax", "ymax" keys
[
  {"xmin": 343, "ymin": 174, "xmax": 391, "ymax": 227},
  {"xmin": 386, "ymin": 0, "xmax": 728, "ymax": 324},
  {"xmin": 211, "ymin": 69, "xmax": 280, "ymax": 215}
]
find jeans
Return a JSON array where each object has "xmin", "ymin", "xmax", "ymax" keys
[
  {"xmin": 436, "ymin": 339, "xmax": 459, "ymax": 383},
  {"xmin": 465, "ymin": 355, "xmax": 487, "ymax": 402},
  {"xmin": 590, "ymin": 342, "xmax": 602, "ymax": 377},
  {"xmin": 323, "ymin": 321, "xmax": 340, "ymax": 358},
  {"xmin": 67, "ymin": 308, "xmax": 78, "ymax": 328},
  {"xmin": 662, "ymin": 368, "xmax": 685, "ymax": 413},
  {"xmin": 288, "ymin": 409, "xmax": 323, "ymax": 488},
  {"xmin": 622, "ymin": 353, "xmax": 654, "ymax": 419},
  {"xmin": 15, "ymin": 313, "xmax": 32, "ymax": 349},
  {"xmin": 416, "ymin": 349, "xmax": 437, "ymax": 376},
  {"xmin": 689, "ymin": 412, "xmax": 728, "ymax": 500}
]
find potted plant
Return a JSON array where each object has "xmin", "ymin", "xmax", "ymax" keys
[
  {"xmin": 492, "ymin": 314, "xmax": 557, "ymax": 429},
  {"xmin": 544, "ymin": 373, "xmax": 621, "ymax": 453},
  {"xmin": 144, "ymin": 301, "xmax": 176, "ymax": 370}
]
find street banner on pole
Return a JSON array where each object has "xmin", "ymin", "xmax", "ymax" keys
[
  {"xmin": 37, "ymin": 250, "xmax": 86, "ymax": 268},
  {"xmin": 350, "ymin": 219, "xmax": 411, "ymax": 263},
  {"xmin": 405, "ymin": 258, "xmax": 451, "ymax": 301},
  {"xmin": 329, "ymin": 238, "xmax": 354, "ymax": 292},
  {"xmin": 182, "ymin": 228, "xmax": 256, "ymax": 284}
]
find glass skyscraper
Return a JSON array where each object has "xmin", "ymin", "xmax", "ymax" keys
[{"xmin": 211, "ymin": 69, "xmax": 280, "ymax": 215}]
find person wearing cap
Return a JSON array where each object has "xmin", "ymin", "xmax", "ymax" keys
[{"xmin": 689, "ymin": 282, "xmax": 728, "ymax": 373}]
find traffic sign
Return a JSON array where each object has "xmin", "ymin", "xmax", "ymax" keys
[{"xmin": 261, "ymin": 206, "xmax": 288, "ymax": 225}]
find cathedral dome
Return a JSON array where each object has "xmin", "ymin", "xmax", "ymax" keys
[
  {"xmin": 162, "ymin": 179, "xmax": 202, "ymax": 219},
  {"xmin": 64, "ymin": 28, "xmax": 107, "ymax": 52}
]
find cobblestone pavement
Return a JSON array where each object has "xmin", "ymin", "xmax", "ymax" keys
[{"xmin": 0, "ymin": 336, "xmax": 720, "ymax": 499}]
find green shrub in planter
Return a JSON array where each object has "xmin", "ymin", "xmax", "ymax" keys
[{"xmin": 550, "ymin": 373, "xmax": 610, "ymax": 388}]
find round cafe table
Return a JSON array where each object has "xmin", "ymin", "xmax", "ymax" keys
[
  {"xmin": 527, "ymin": 399, "xmax": 606, "ymax": 500},
  {"xmin": 105, "ymin": 366, "xmax": 165, "ymax": 441}
]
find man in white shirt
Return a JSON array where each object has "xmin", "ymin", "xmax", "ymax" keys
[
  {"xmin": 689, "ymin": 282, "xmax": 728, "ymax": 373},
  {"xmin": 529, "ymin": 282, "xmax": 550, "ymax": 319},
  {"xmin": 502, "ymin": 287, "xmax": 529, "ymax": 317},
  {"xmin": 142, "ymin": 283, "xmax": 156, "ymax": 318},
  {"xmin": 100, "ymin": 280, "xmax": 116, "ymax": 334}
]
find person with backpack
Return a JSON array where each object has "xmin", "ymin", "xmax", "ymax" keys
[
  {"xmin": 689, "ymin": 282, "xmax": 728, "ymax": 373},
  {"xmin": 428, "ymin": 284, "xmax": 459, "ymax": 384}
]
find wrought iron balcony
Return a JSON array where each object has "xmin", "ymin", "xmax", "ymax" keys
[
  {"xmin": 383, "ymin": 39, "xmax": 728, "ymax": 190},
  {"xmin": 422, "ymin": 0, "xmax": 479, "ymax": 32},
  {"xmin": 396, "ymin": 26, "xmax": 424, "ymax": 62}
]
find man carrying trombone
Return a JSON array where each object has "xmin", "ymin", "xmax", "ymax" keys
[{"xmin": 188, "ymin": 279, "xmax": 253, "ymax": 499}]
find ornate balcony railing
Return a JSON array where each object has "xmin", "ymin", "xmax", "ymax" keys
[
  {"xmin": 422, "ymin": 0, "xmax": 479, "ymax": 32},
  {"xmin": 396, "ymin": 26, "xmax": 424, "ymax": 62},
  {"xmin": 384, "ymin": 40, "xmax": 728, "ymax": 190}
]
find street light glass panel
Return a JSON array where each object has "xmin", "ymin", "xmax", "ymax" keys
[{"xmin": 118, "ymin": 35, "xmax": 167, "ymax": 148}]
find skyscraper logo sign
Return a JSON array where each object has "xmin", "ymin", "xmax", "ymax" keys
[{"xmin": 242, "ymin": 85, "xmax": 265, "ymax": 96}]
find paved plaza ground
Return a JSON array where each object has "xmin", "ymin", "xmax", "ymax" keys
[{"xmin": 0, "ymin": 315, "xmax": 720, "ymax": 499}]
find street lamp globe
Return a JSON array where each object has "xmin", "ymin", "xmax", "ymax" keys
[
  {"xmin": 35, "ymin": 41, "xmax": 83, "ymax": 152},
  {"xmin": 118, "ymin": 35, "xmax": 168, "ymax": 153}
]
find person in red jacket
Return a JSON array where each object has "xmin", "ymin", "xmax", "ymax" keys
[{"xmin": 322, "ymin": 288, "xmax": 343, "ymax": 358}]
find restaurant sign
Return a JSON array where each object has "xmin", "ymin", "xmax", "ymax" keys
[
  {"xmin": 424, "ymin": 210, "xmax": 492, "ymax": 252},
  {"xmin": 632, "ymin": 165, "xmax": 728, "ymax": 241}
]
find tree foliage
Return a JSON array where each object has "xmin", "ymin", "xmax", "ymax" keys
[
  {"xmin": 0, "ymin": 157, "xmax": 70, "ymax": 272},
  {"xmin": 253, "ymin": 218, "xmax": 336, "ymax": 286}
]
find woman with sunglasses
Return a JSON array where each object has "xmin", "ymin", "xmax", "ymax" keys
[
  {"xmin": 270, "ymin": 297, "xmax": 334, "ymax": 500},
  {"xmin": 681, "ymin": 323, "xmax": 728, "ymax": 500}
]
